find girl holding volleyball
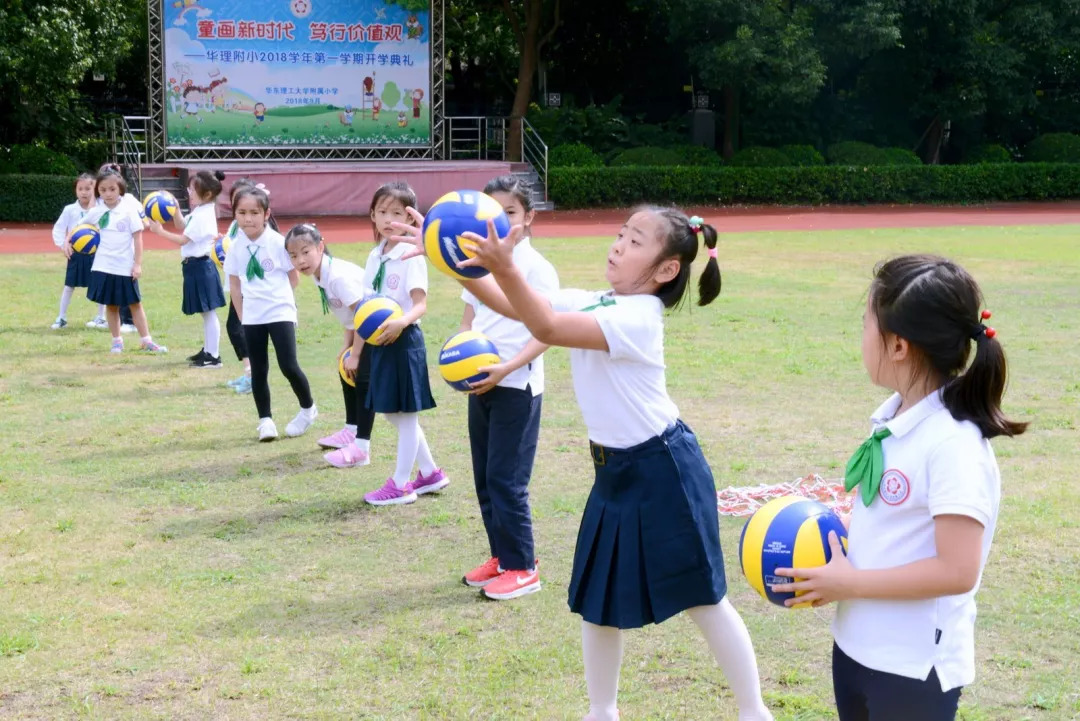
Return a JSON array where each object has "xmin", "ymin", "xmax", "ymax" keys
[
  {"xmin": 148, "ymin": 170, "xmax": 228, "ymax": 368},
  {"xmin": 283, "ymin": 223, "xmax": 378, "ymax": 468},
  {"xmin": 457, "ymin": 176, "xmax": 559, "ymax": 601},
  {"xmin": 771, "ymin": 255, "xmax": 1026, "ymax": 721},
  {"xmin": 355, "ymin": 181, "xmax": 447, "ymax": 507},
  {"xmin": 223, "ymin": 185, "xmax": 317, "ymax": 441},
  {"xmin": 393, "ymin": 206, "xmax": 772, "ymax": 721},
  {"xmin": 85, "ymin": 167, "xmax": 167, "ymax": 354},
  {"xmin": 50, "ymin": 173, "xmax": 102, "ymax": 330},
  {"xmin": 97, "ymin": 163, "xmax": 147, "ymax": 334}
]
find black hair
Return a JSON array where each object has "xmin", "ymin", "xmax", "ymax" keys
[
  {"xmin": 284, "ymin": 223, "xmax": 327, "ymax": 254},
  {"xmin": 95, "ymin": 167, "xmax": 127, "ymax": 196},
  {"xmin": 74, "ymin": 172, "xmax": 95, "ymax": 188},
  {"xmin": 369, "ymin": 181, "xmax": 417, "ymax": 242},
  {"xmin": 484, "ymin": 175, "xmax": 535, "ymax": 233},
  {"xmin": 229, "ymin": 178, "xmax": 278, "ymax": 231},
  {"xmin": 191, "ymin": 170, "xmax": 226, "ymax": 202},
  {"xmin": 869, "ymin": 254, "xmax": 1027, "ymax": 439},
  {"xmin": 231, "ymin": 186, "xmax": 269, "ymax": 215},
  {"xmin": 638, "ymin": 206, "xmax": 721, "ymax": 309}
]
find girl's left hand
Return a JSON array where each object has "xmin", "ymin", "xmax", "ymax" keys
[
  {"xmin": 457, "ymin": 219, "xmax": 523, "ymax": 275},
  {"xmin": 467, "ymin": 362, "xmax": 510, "ymax": 395},
  {"xmin": 373, "ymin": 316, "xmax": 407, "ymax": 346},
  {"xmin": 148, "ymin": 220, "xmax": 165, "ymax": 235},
  {"xmin": 771, "ymin": 531, "xmax": 858, "ymax": 607},
  {"xmin": 132, "ymin": 263, "xmax": 143, "ymax": 280}
]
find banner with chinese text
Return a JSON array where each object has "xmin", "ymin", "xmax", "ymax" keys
[{"xmin": 163, "ymin": 0, "xmax": 431, "ymax": 147}]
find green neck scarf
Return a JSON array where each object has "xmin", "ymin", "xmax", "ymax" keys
[
  {"xmin": 372, "ymin": 259, "xmax": 387, "ymax": 293},
  {"xmin": 228, "ymin": 220, "xmax": 239, "ymax": 239},
  {"xmin": 844, "ymin": 427, "xmax": 892, "ymax": 507},
  {"xmin": 580, "ymin": 295, "xmax": 616, "ymax": 313},
  {"xmin": 97, "ymin": 210, "xmax": 111, "ymax": 229},
  {"xmin": 318, "ymin": 257, "xmax": 332, "ymax": 314},
  {"xmin": 245, "ymin": 245, "xmax": 265, "ymax": 281}
]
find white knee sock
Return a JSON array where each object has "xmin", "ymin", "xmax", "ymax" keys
[
  {"xmin": 385, "ymin": 413, "xmax": 419, "ymax": 489},
  {"xmin": 582, "ymin": 621, "xmax": 622, "ymax": 721},
  {"xmin": 686, "ymin": 600, "xmax": 773, "ymax": 721},
  {"xmin": 414, "ymin": 424, "xmax": 436, "ymax": 476},
  {"xmin": 58, "ymin": 286, "xmax": 74, "ymax": 319},
  {"xmin": 202, "ymin": 310, "xmax": 220, "ymax": 357},
  {"xmin": 98, "ymin": 303, "xmax": 106, "ymax": 318}
]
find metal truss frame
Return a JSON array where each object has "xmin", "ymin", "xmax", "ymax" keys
[{"xmin": 145, "ymin": 0, "xmax": 444, "ymax": 163}]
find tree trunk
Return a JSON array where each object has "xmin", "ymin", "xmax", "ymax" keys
[
  {"xmin": 924, "ymin": 115, "xmax": 946, "ymax": 165},
  {"xmin": 507, "ymin": 0, "xmax": 543, "ymax": 162},
  {"xmin": 722, "ymin": 85, "xmax": 740, "ymax": 160}
]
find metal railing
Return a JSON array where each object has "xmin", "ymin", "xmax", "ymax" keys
[
  {"xmin": 445, "ymin": 115, "xmax": 548, "ymax": 203},
  {"xmin": 108, "ymin": 116, "xmax": 151, "ymax": 198},
  {"xmin": 520, "ymin": 117, "xmax": 548, "ymax": 204}
]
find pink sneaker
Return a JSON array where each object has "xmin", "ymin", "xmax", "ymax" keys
[
  {"xmin": 364, "ymin": 478, "xmax": 417, "ymax": 506},
  {"xmin": 410, "ymin": 468, "xmax": 449, "ymax": 495},
  {"xmin": 324, "ymin": 442, "xmax": 370, "ymax": 468},
  {"xmin": 318, "ymin": 427, "xmax": 356, "ymax": 449}
]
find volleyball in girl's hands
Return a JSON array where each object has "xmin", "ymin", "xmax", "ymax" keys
[
  {"xmin": 438, "ymin": 330, "xmax": 501, "ymax": 391},
  {"xmin": 422, "ymin": 190, "xmax": 510, "ymax": 280},
  {"xmin": 69, "ymin": 223, "xmax": 100, "ymax": 255},
  {"xmin": 212, "ymin": 234, "xmax": 230, "ymax": 269},
  {"xmin": 353, "ymin": 295, "xmax": 403, "ymax": 344},
  {"xmin": 143, "ymin": 190, "xmax": 179, "ymax": 223},
  {"xmin": 739, "ymin": 495, "xmax": 848, "ymax": 608},
  {"xmin": 338, "ymin": 348, "xmax": 356, "ymax": 387}
]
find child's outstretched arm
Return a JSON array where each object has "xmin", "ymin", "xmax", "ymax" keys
[{"xmin": 147, "ymin": 220, "xmax": 190, "ymax": 247}]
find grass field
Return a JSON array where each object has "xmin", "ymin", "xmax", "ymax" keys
[{"xmin": 0, "ymin": 225, "xmax": 1077, "ymax": 720}]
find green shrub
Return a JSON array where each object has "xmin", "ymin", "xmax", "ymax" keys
[
  {"xmin": 670, "ymin": 144, "xmax": 723, "ymax": 166},
  {"xmin": 779, "ymin": 144, "xmax": 825, "ymax": 167},
  {"xmin": 3, "ymin": 142, "xmax": 79, "ymax": 176},
  {"xmin": 882, "ymin": 148, "xmax": 922, "ymax": 165},
  {"xmin": 729, "ymin": 146, "xmax": 791, "ymax": 167},
  {"xmin": 827, "ymin": 141, "xmax": 887, "ymax": 166},
  {"xmin": 609, "ymin": 146, "xmax": 682, "ymax": 166},
  {"xmin": 965, "ymin": 144, "xmax": 1013, "ymax": 164},
  {"xmin": 1023, "ymin": 133, "xmax": 1080, "ymax": 163},
  {"xmin": 0, "ymin": 174, "xmax": 82, "ymax": 222},
  {"xmin": 548, "ymin": 163, "xmax": 1080, "ymax": 208},
  {"xmin": 549, "ymin": 143, "xmax": 604, "ymax": 168}
]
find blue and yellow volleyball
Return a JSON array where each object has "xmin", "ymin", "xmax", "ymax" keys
[
  {"xmin": 143, "ymin": 190, "xmax": 179, "ymax": 223},
  {"xmin": 212, "ymin": 234, "xmax": 230, "ymax": 270},
  {"xmin": 739, "ymin": 496, "xmax": 848, "ymax": 608},
  {"xmin": 353, "ymin": 295, "xmax": 403, "ymax": 344},
  {"xmin": 338, "ymin": 348, "xmax": 356, "ymax": 388},
  {"xmin": 422, "ymin": 190, "xmax": 510, "ymax": 280},
  {"xmin": 438, "ymin": 330, "xmax": 501, "ymax": 391},
  {"xmin": 69, "ymin": 223, "xmax": 100, "ymax": 255}
]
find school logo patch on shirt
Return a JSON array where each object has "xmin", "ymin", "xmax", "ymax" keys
[
  {"xmin": 387, "ymin": 273, "xmax": 400, "ymax": 290},
  {"xmin": 879, "ymin": 469, "xmax": 911, "ymax": 505},
  {"xmin": 261, "ymin": 258, "xmax": 275, "ymax": 273},
  {"xmin": 329, "ymin": 298, "xmax": 343, "ymax": 308},
  {"xmin": 116, "ymin": 218, "xmax": 131, "ymax": 233}
]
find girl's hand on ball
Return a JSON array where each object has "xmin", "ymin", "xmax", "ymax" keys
[
  {"xmin": 391, "ymin": 207, "xmax": 426, "ymax": 260},
  {"xmin": 62, "ymin": 242, "xmax": 73, "ymax": 259},
  {"xmin": 771, "ymin": 531, "xmax": 857, "ymax": 607},
  {"xmin": 342, "ymin": 351, "xmax": 359, "ymax": 378},
  {"xmin": 148, "ymin": 220, "xmax": 165, "ymax": 235},
  {"xmin": 468, "ymin": 363, "xmax": 510, "ymax": 395},
  {"xmin": 373, "ymin": 317, "xmax": 407, "ymax": 346},
  {"xmin": 132, "ymin": 263, "xmax": 143, "ymax": 280},
  {"xmin": 458, "ymin": 219, "xmax": 523, "ymax": 274}
]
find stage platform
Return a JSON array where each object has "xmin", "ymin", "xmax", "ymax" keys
[{"xmin": 141, "ymin": 160, "xmax": 516, "ymax": 217}]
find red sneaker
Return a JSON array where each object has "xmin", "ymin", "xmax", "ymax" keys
[
  {"xmin": 463, "ymin": 557, "xmax": 502, "ymax": 588},
  {"xmin": 483, "ymin": 565, "xmax": 541, "ymax": 600}
]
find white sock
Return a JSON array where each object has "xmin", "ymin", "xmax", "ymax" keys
[
  {"xmin": 58, "ymin": 286, "xmax": 74, "ymax": 318},
  {"xmin": 345, "ymin": 423, "xmax": 358, "ymax": 434},
  {"xmin": 202, "ymin": 311, "xmax": 220, "ymax": 357},
  {"xmin": 582, "ymin": 621, "xmax": 622, "ymax": 721},
  {"xmin": 355, "ymin": 437, "xmax": 370, "ymax": 453},
  {"xmin": 385, "ymin": 412, "xmax": 419, "ymax": 489},
  {"xmin": 141, "ymin": 335, "xmax": 153, "ymax": 345},
  {"xmin": 414, "ymin": 425, "xmax": 436, "ymax": 476},
  {"xmin": 686, "ymin": 600, "xmax": 773, "ymax": 721},
  {"xmin": 98, "ymin": 304, "xmax": 107, "ymax": 318}
]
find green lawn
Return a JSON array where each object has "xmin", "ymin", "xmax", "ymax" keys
[{"xmin": 0, "ymin": 224, "xmax": 1077, "ymax": 720}]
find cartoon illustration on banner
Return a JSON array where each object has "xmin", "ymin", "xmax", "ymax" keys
[{"xmin": 163, "ymin": 0, "xmax": 431, "ymax": 147}]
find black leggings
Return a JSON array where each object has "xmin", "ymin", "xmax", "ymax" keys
[
  {"xmin": 341, "ymin": 344, "xmax": 375, "ymax": 439},
  {"xmin": 226, "ymin": 302, "xmax": 248, "ymax": 361},
  {"xmin": 243, "ymin": 321, "xmax": 313, "ymax": 419}
]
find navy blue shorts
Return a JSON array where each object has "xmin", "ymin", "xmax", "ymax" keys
[
  {"xmin": 87, "ymin": 271, "xmax": 140, "ymax": 307},
  {"xmin": 64, "ymin": 252, "xmax": 94, "ymax": 288},
  {"xmin": 181, "ymin": 256, "xmax": 225, "ymax": 315},
  {"xmin": 833, "ymin": 643, "xmax": 962, "ymax": 721},
  {"xmin": 365, "ymin": 324, "xmax": 436, "ymax": 414},
  {"xmin": 568, "ymin": 421, "xmax": 727, "ymax": 629}
]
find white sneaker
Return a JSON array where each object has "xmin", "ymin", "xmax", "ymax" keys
[
  {"xmin": 86, "ymin": 317, "xmax": 108, "ymax": 329},
  {"xmin": 120, "ymin": 323, "xmax": 137, "ymax": 334},
  {"xmin": 257, "ymin": 417, "xmax": 278, "ymax": 442},
  {"xmin": 285, "ymin": 405, "xmax": 318, "ymax": 437},
  {"xmin": 51, "ymin": 317, "xmax": 67, "ymax": 330}
]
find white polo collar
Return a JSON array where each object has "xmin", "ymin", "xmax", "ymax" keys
[{"xmin": 871, "ymin": 389, "xmax": 945, "ymax": 438}]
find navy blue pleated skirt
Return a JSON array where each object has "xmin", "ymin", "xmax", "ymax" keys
[
  {"xmin": 87, "ymin": 271, "xmax": 141, "ymax": 307},
  {"xmin": 366, "ymin": 323, "xmax": 436, "ymax": 414},
  {"xmin": 181, "ymin": 256, "xmax": 226, "ymax": 315},
  {"xmin": 568, "ymin": 421, "xmax": 727, "ymax": 629},
  {"xmin": 64, "ymin": 252, "xmax": 94, "ymax": 288}
]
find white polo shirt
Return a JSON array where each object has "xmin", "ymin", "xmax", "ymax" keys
[
  {"xmin": 223, "ymin": 226, "xmax": 297, "ymax": 326},
  {"xmin": 549, "ymin": 289, "xmax": 679, "ymax": 448},
  {"xmin": 52, "ymin": 201, "xmax": 93, "ymax": 248},
  {"xmin": 833, "ymin": 390, "xmax": 1000, "ymax": 691},
  {"xmin": 85, "ymin": 203, "xmax": 144, "ymax": 276},
  {"xmin": 362, "ymin": 239, "xmax": 427, "ymax": 314},
  {"xmin": 180, "ymin": 202, "xmax": 218, "ymax": 259},
  {"xmin": 315, "ymin": 254, "xmax": 371, "ymax": 328},
  {"xmin": 461, "ymin": 238, "xmax": 559, "ymax": 395}
]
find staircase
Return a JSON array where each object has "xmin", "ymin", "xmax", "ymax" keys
[
  {"xmin": 445, "ymin": 116, "xmax": 552, "ymax": 210},
  {"xmin": 510, "ymin": 163, "xmax": 553, "ymax": 212},
  {"xmin": 108, "ymin": 116, "xmax": 189, "ymax": 212}
]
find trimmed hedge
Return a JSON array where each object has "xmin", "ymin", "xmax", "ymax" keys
[
  {"xmin": 0, "ymin": 143, "xmax": 79, "ymax": 176},
  {"xmin": 549, "ymin": 142, "xmax": 604, "ymax": 168},
  {"xmin": 729, "ymin": 146, "xmax": 791, "ymax": 167},
  {"xmin": 610, "ymin": 146, "xmax": 682, "ymax": 166},
  {"xmin": 549, "ymin": 163, "xmax": 1080, "ymax": 209},
  {"xmin": 965, "ymin": 144, "xmax": 1013, "ymax": 164},
  {"xmin": 1023, "ymin": 133, "xmax": 1080, "ymax": 163},
  {"xmin": 882, "ymin": 148, "xmax": 922, "ymax": 165},
  {"xmin": 827, "ymin": 141, "xmax": 887, "ymax": 166},
  {"xmin": 0, "ymin": 173, "xmax": 79, "ymax": 222},
  {"xmin": 779, "ymin": 144, "xmax": 825, "ymax": 167}
]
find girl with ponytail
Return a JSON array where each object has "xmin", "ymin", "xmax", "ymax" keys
[
  {"xmin": 392, "ymin": 205, "xmax": 772, "ymax": 721},
  {"xmin": 772, "ymin": 254, "xmax": 1027, "ymax": 721}
]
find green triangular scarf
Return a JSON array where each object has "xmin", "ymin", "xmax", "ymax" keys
[
  {"xmin": 245, "ymin": 246, "xmax": 265, "ymax": 281},
  {"xmin": 228, "ymin": 220, "xmax": 239, "ymax": 239},
  {"xmin": 372, "ymin": 259, "xmax": 387, "ymax": 293},
  {"xmin": 580, "ymin": 295, "xmax": 616, "ymax": 313},
  {"xmin": 97, "ymin": 210, "xmax": 111, "ymax": 229},
  {"xmin": 844, "ymin": 427, "xmax": 892, "ymax": 507}
]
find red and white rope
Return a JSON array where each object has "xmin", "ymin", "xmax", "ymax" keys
[{"xmin": 717, "ymin": 473, "xmax": 854, "ymax": 517}]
